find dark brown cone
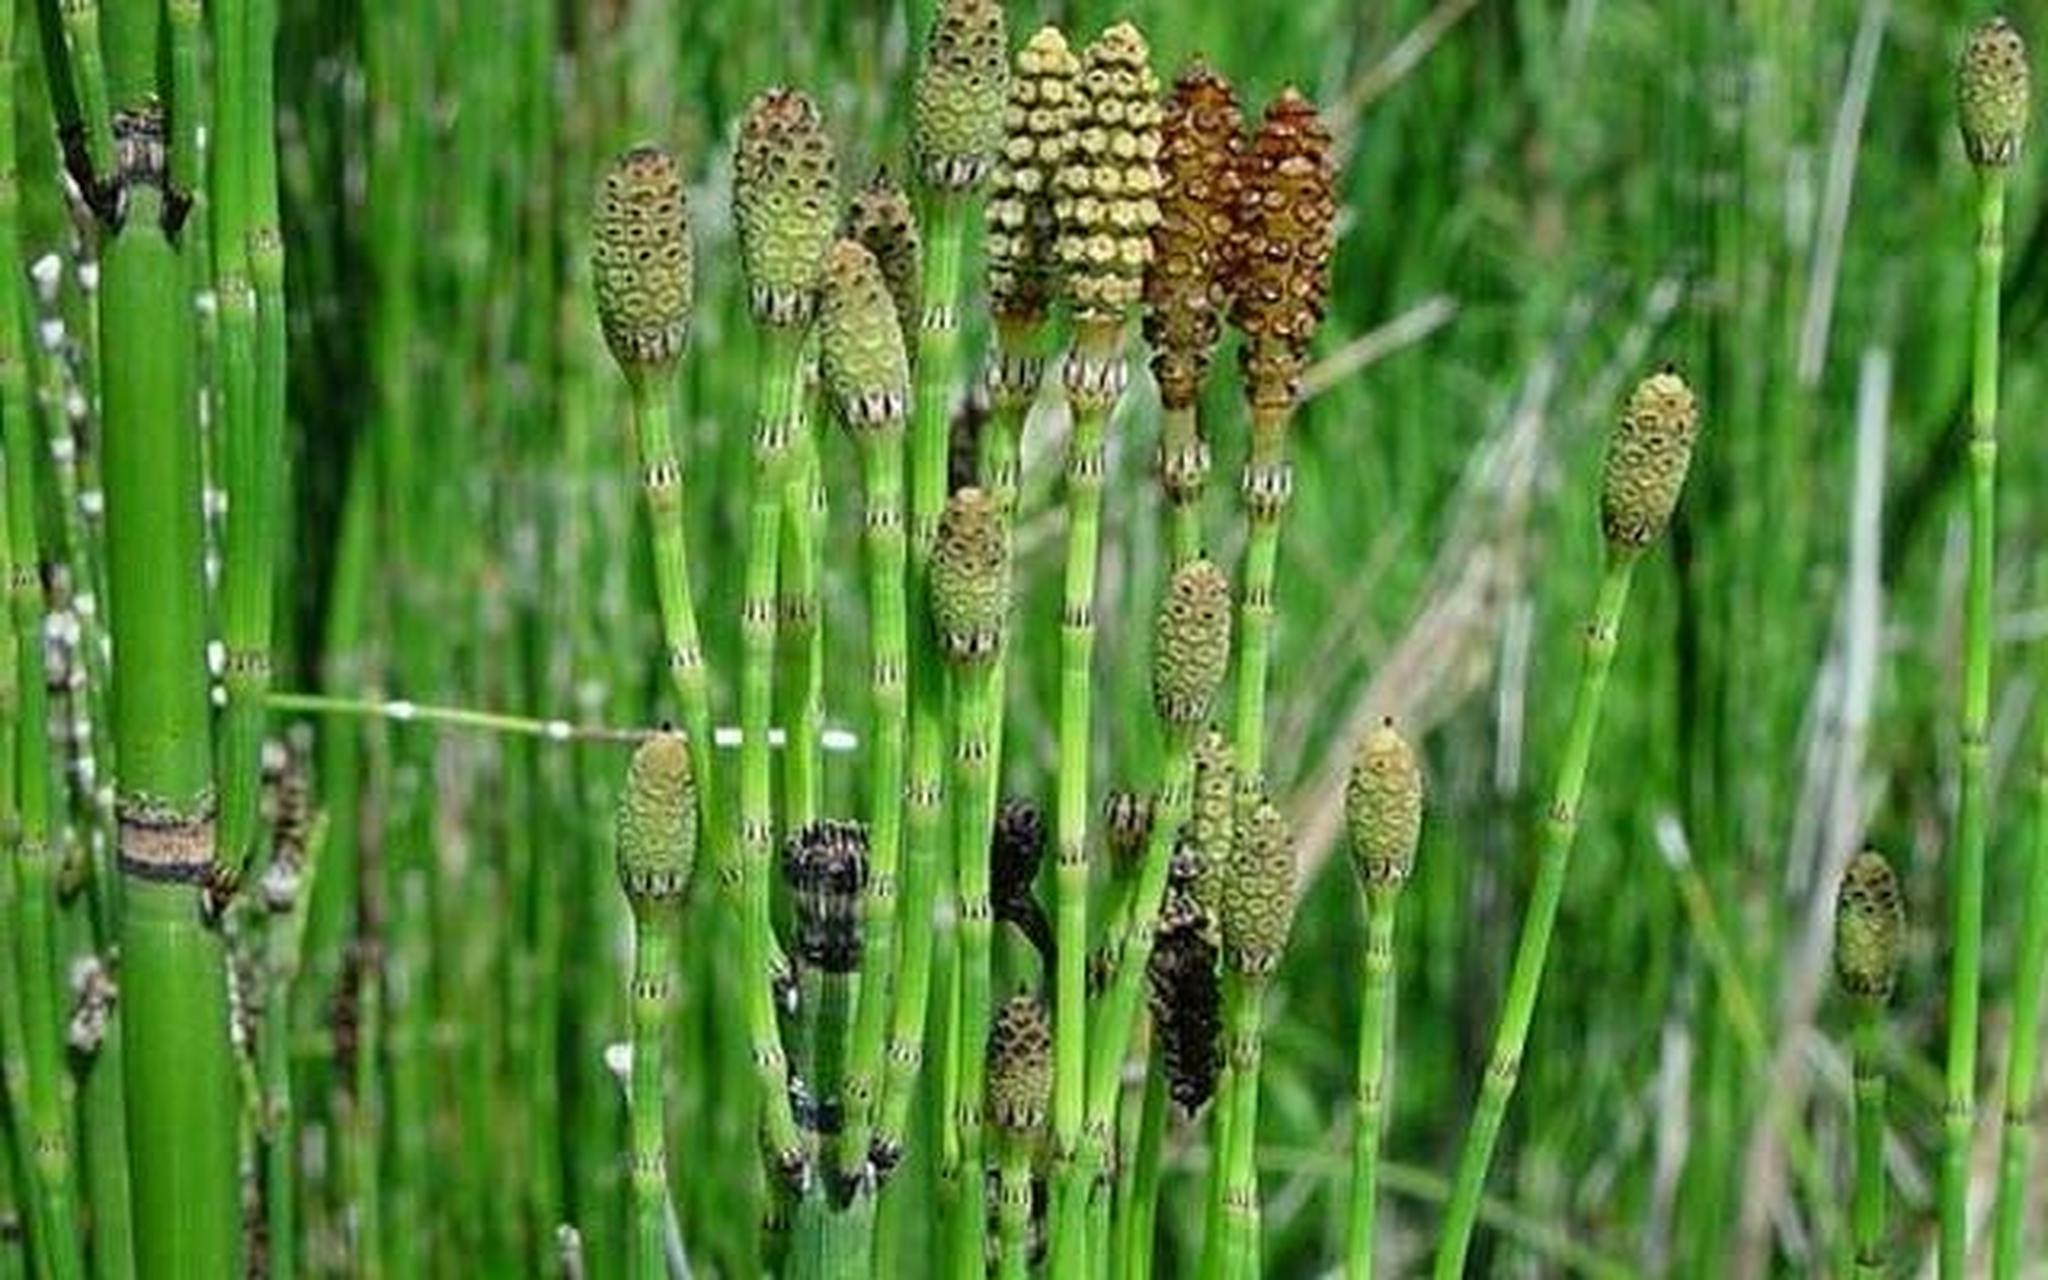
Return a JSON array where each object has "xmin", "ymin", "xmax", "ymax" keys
[
  {"xmin": 844, "ymin": 174, "xmax": 922, "ymax": 347},
  {"xmin": 1148, "ymin": 841, "xmax": 1221, "ymax": 1114}
]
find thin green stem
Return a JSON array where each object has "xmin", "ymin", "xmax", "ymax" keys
[
  {"xmin": 1942, "ymin": 164, "xmax": 2004, "ymax": 1280},
  {"xmin": 1050, "ymin": 336, "xmax": 1121, "ymax": 1276},
  {"xmin": 258, "ymin": 814, "xmax": 324, "ymax": 1280},
  {"xmin": 779, "ymin": 413, "xmax": 824, "ymax": 835},
  {"xmin": 1159, "ymin": 404, "xmax": 1206, "ymax": 570},
  {"xmin": 1076, "ymin": 737, "xmax": 1196, "ymax": 1232},
  {"xmin": 1434, "ymin": 552, "xmax": 1638, "ymax": 1276},
  {"xmin": 1118, "ymin": 1051, "xmax": 1168, "ymax": 1280},
  {"xmin": 875, "ymin": 190, "xmax": 965, "ymax": 1171},
  {"xmin": 743, "ymin": 324, "xmax": 808, "ymax": 1190},
  {"xmin": 1204, "ymin": 974, "xmax": 1267, "ymax": 1280},
  {"xmin": 1851, "ymin": 1005, "xmax": 1887, "ymax": 1280},
  {"xmin": 994, "ymin": 1135, "xmax": 1032, "ymax": 1280},
  {"xmin": 627, "ymin": 900, "xmax": 681, "ymax": 1280},
  {"xmin": 1229, "ymin": 419, "xmax": 1290, "ymax": 801},
  {"xmin": 1991, "ymin": 640, "xmax": 2048, "ymax": 1277},
  {"xmin": 837, "ymin": 424, "xmax": 908, "ymax": 1192},
  {"xmin": 1347, "ymin": 892, "xmax": 1398, "ymax": 1280},
  {"xmin": 51, "ymin": 0, "xmax": 114, "ymax": 194},
  {"xmin": 946, "ymin": 661, "xmax": 999, "ymax": 1279}
]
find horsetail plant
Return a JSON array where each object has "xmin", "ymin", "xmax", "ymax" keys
[
  {"xmin": 1225, "ymin": 86, "xmax": 1335, "ymax": 832},
  {"xmin": 1944, "ymin": 18, "xmax": 2027, "ymax": 1275},
  {"xmin": 1046, "ymin": 26, "xmax": 1164, "ymax": 1270},
  {"xmin": 1344, "ymin": 721, "xmax": 1423, "ymax": 1280},
  {"xmin": 734, "ymin": 88, "xmax": 840, "ymax": 1195},
  {"xmin": 988, "ymin": 992, "xmax": 1052, "ymax": 1280},
  {"xmin": 877, "ymin": 0, "xmax": 1007, "ymax": 1185},
  {"xmin": 931, "ymin": 485, "xmax": 1011, "ymax": 1275},
  {"xmin": 816, "ymin": 237, "xmax": 913, "ymax": 1215},
  {"xmin": 1204, "ymin": 796, "xmax": 1296, "ymax": 1280},
  {"xmin": 1145, "ymin": 62, "xmax": 1243, "ymax": 569},
  {"xmin": 1835, "ymin": 848, "xmax": 1904, "ymax": 1280},
  {"xmin": 1434, "ymin": 367, "xmax": 1701, "ymax": 1275},
  {"xmin": 612, "ymin": 733, "xmax": 698, "ymax": 1280}
]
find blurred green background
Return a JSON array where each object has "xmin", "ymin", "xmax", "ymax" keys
[{"xmin": 173, "ymin": 0, "xmax": 2048, "ymax": 1273}]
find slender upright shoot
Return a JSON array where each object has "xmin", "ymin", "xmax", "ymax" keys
[
  {"xmin": 734, "ymin": 88, "xmax": 841, "ymax": 1195},
  {"xmin": 816, "ymin": 237, "xmax": 914, "ymax": 1200},
  {"xmin": 614, "ymin": 734, "xmax": 698, "ymax": 1280},
  {"xmin": 1434, "ymin": 368, "xmax": 1701, "ymax": 1275},
  {"xmin": 875, "ymin": 0, "xmax": 1006, "ymax": 1180},
  {"xmin": 1203, "ymin": 798, "xmax": 1296, "ymax": 1280},
  {"xmin": 1044, "ymin": 26, "xmax": 1163, "ymax": 1271},
  {"xmin": 1343, "ymin": 722, "xmax": 1423, "ymax": 1280},
  {"xmin": 1945, "ymin": 18, "xmax": 2027, "ymax": 1275},
  {"xmin": 930, "ymin": 487, "xmax": 1011, "ymax": 1275}
]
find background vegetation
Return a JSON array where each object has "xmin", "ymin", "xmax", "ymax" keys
[{"xmin": 10, "ymin": 0, "xmax": 2044, "ymax": 1275}]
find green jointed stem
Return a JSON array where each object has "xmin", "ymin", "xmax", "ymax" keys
[
  {"xmin": 945, "ymin": 662, "xmax": 999, "ymax": 1278},
  {"xmin": 627, "ymin": 905, "xmax": 680, "ymax": 1280},
  {"xmin": 1346, "ymin": 895, "xmax": 1396, "ymax": 1280},
  {"xmin": 0, "ymin": 20, "xmax": 84, "ymax": 1267},
  {"xmin": 1119, "ymin": 1053, "xmax": 1168, "ymax": 1280},
  {"xmin": 994, "ymin": 1134, "xmax": 1031, "ymax": 1280},
  {"xmin": 1229, "ymin": 418, "xmax": 1289, "ymax": 799},
  {"xmin": 1434, "ymin": 553, "xmax": 1637, "ymax": 1275},
  {"xmin": 211, "ymin": 0, "xmax": 263, "ymax": 895},
  {"xmin": 163, "ymin": 0, "xmax": 199, "ymax": 198},
  {"xmin": 51, "ymin": 0, "xmax": 114, "ymax": 191},
  {"xmin": 1049, "ymin": 342, "xmax": 1119, "ymax": 1276},
  {"xmin": 875, "ymin": 191, "xmax": 965, "ymax": 1168},
  {"xmin": 1210, "ymin": 974, "xmax": 1267, "ymax": 1280},
  {"xmin": 1851, "ymin": 1007, "xmax": 1886, "ymax": 1279},
  {"xmin": 101, "ymin": 171, "xmax": 242, "ymax": 1276},
  {"xmin": 1994, "ymin": 701, "xmax": 2048, "ymax": 1274},
  {"xmin": 779, "ymin": 420, "xmax": 824, "ymax": 834},
  {"xmin": 1079, "ymin": 743, "xmax": 1194, "ymax": 1187},
  {"xmin": 1160, "ymin": 405, "xmax": 1205, "ymax": 569},
  {"xmin": 838, "ymin": 428, "xmax": 908, "ymax": 1184},
  {"xmin": 1942, "ymin": 164, "xmax": 2004, "ymax": 1280},
  {"xmin": 743, "ymin": 326, "xmax": 809, "ymax": 1189}
]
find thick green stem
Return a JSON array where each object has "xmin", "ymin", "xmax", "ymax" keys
[
  {"xmin": 627, "ymin": 901, "xmax": 680, "ymax": 1280},
  {"xmin": 1347, "ymin": 893, "xmax": 1398, "ymax": 1280},
  {"xmin": 743, "ymin": 325, "xmax": 808, "ymax": 1189},
  {"xmin": 98, "ymin": 69, "xmax": 241, "ymax": 1254},
  {"xmin": 946, "ymin": 662, "xmax": 999, "ymax": 1279},
  {"xmin": 875, "ymin": 191, "xmax": 965, "ymax": 1171},
  {"xmin": 1942, "ymin": 165, "xmax": 2004, "ymax": 1280},
  {"xmin": 1851, "ymin": 1006, "xmax": 1886, "ymax": 1279},
  {"xmin": 1050, "ymin": 332, "xmax": 1121, "ymax": 1275},
  {"xmin": 1991, "ymin": 628, "xmax": 2048, "ymax": 1277},
  {"xmin": 838, "ymin": 425, "xmax": 908, "ymax": 1193},
  {"xmin": 1434, "ymin": 553, "xmax": 1637, "ymax": 1276}
]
